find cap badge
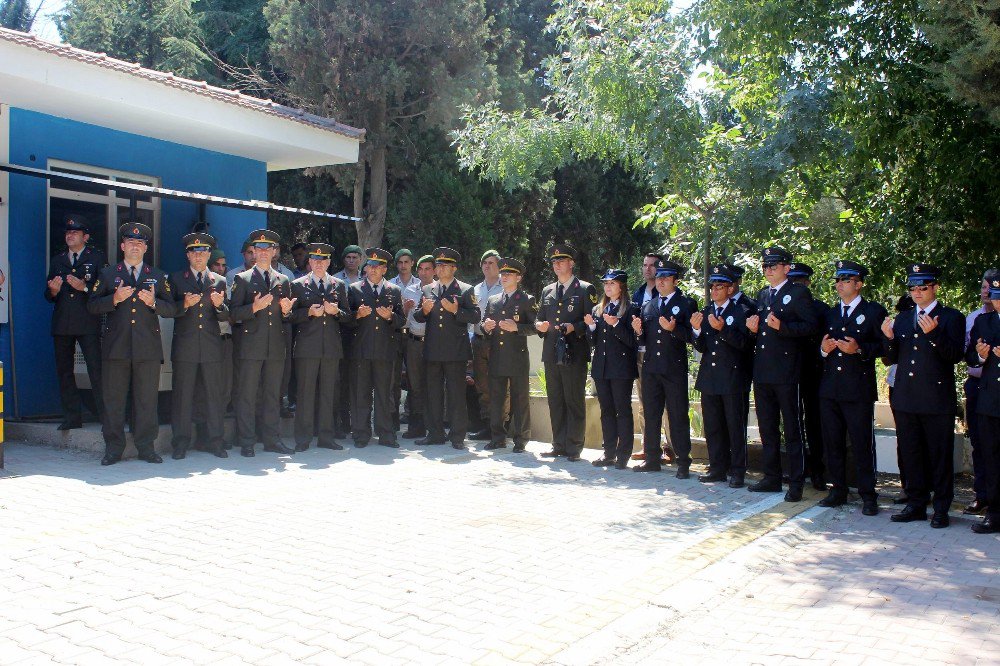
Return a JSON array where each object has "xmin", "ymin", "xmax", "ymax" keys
[
  {"xmin": 837, "ymin": 261, "xmax": 843, "ymax": 268},
  {"xmin": 912, "ymin": 264, "xmax": 919, "ymax": 272}
]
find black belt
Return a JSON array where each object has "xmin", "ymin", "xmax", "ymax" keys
[
  {"xmin": 220, "ymin": 334, "xmax": 232, "ymax": 340},
  {"xmin": 408, "ymin": 332, "xmax": 424, "ymax": 341},
  {"xmin": 474, "ymin": 333, "xmax": 485, "ymax": 338}
]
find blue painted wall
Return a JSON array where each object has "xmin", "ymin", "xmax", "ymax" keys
[{"xmin": 5, "ymin": 108, "xmax": 267, "ymax": 418}]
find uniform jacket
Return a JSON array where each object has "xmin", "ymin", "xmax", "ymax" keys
[
  {"xmin": 414, "ymin": 279, "xmax": 478, "ymax": 362},
  {"xmin": 734, "ymin": 291, "xmax": 758, "ymax": 315},
  {"xmin": 818, "ymin": 298, "xmax": 888, "ymax": 403},
  {"xmin": 536, "ymin": 277, "xmax": 598, "ymax": 364},
  {"xmin": 229, "ymin": 267, "xmax": 292, "ymax": 361},
  {"xmin": 88, "ymin": 262, "xmax": 174, "ymax": 361},
  {"xmin": 587, "ymin": 300, "xmax": 638, "ymax": 381},
  {"xmin": 290, "ymin": 275, "xmax": 351, "ymax": 359},
  {"xmin": 751, "ymin": 282, "xmax": 820, "ymax": 384},
  {"xmin": 884, "ymin": 302, "xmax": 964, "ymax": 415},
  {"xmin": 346, "ymin": 280, "xmax": 405, "ymax": 360},
  {"xmin": 800, "ymin": 297, "xmax": 830, "ymax": 388},
  {"xmin": 168, "ymin": 269, "xmax": 229, "ymax": 363},
  {"xmin": 45, "ymin": 246, "xmax": 107, "ymax": 336},
  {"xmin": 967, "ymin": 310, "xmax": 1000, "ymax": 417},
  {"xmin": 637, "ymin": 289, "xmax": 695, "ymax": 379},
  {"xmin": 692, "ymin": 300, "xmax": 752, "ymax": 395},
  {"xmin": 483, "ymin": 289, "xmax": 537, "ymax": 376}
]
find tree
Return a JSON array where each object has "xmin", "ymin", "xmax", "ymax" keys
[{"xmin": 0, "ymin": 0, "xmax": 41, "ymax": 31}]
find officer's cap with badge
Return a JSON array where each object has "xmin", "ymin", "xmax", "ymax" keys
[
  {"xmin": 761, "ymin": 246, "xmax": 793, "ymax": 267},
  {"xmin": 708, "ymin": 263, "xmax": 738, "ymax": 283},
  {"xmin": 989, "ymin": 278, "xmax": 1000, "ymax": 300},
  {"xmin": 119, "ymin": 221, "xmax": 153, "ymax": 242},
  {"xmin": 655, "ymin": 259, "xmax": 683, "ymax": 278},
  {"xmin": 787, "ymin": 262, "xmax": 814, "ymax": 278},
  {"xmin": 722, "ymin": 261, "xmax": 744, "ymax": 279},
  {"xmin": 600, "ymin": 268, "xmax": 628, "ymax": 285},
  {"xmin": 182, "ymin": 232, "xmax": 216, "ymax": 253},
  {"xmin": 306, "ymin": 243, "xmax": 335, "ymax": 260},
  {"xmin": 499, "ymin": 258, "xmax": 526, "ymax": 275},
  {"xmin": 834, "ymin": 260, "xmax": 869, "ymax": 281},
  {"xmin": 432, "ymin": 247, "xmax": 461, "ymax": 265},
  {"xmin": 546, "ymin": 243, "xmax": 577, "ymax": 262},
  {"xmin": 364, "ymin": 247, "xmax": 393, "ymax": 266},
  {"xmin": 246, "ymin": 228, "xmax": 280, "ymax": 249},
  {"xmin": 983, "ymin": 267, "xmax": 999, "ymax": 283},
  {"xmin": 905, "ymin": 262, "xmax": 940, "ymax": 286},
  {"xmin": 65, "ymin": 213, "xmax": 90, "ymax": 233}
]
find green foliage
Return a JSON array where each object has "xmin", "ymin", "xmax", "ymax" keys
[{"xmin": 0, "ymin": 0, "xmax": 38, "ymax": 30}]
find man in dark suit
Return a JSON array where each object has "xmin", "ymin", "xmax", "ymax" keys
[
  {"xmin": 534, "ymin": 244, "xmax": 598, "ymax": 462},
  {"xmin": 290, "ymin": 243, "xmax": 352, "ymax": 452},
  {"xmin": 347, "ymin": 247, "xmax": 405, "ymax": 448},
  {"xmin": 229, "ymin": 229, "xmax": 296, "ymax": 457},
  {"xmin": 88, "ymin": 222, "xmax": 175, "ymax": 465},
  {"xmin": 884, "ymin": 263, "xmax": 965, "ymax": 528},
  {"xmin": 817, "ymin": 261, "xmax": 888, "ymax": 515},
  {"xmin": 788, "ymin": 262, "xmax": 830, "ymax": 491},
  {"xmin": 167, "ymin": 233, "xmax": 229, "ymax": 460},
  {"xmin": 691, "ymin": 264, "xmax": 752, "ymax": 487},
  {"xmin": 45, "ymin": 214, "xmax": 107, "ymax": 430},
  {"xmin": 725, "ymin": 260, "xmax": 757, "ymax": 445},
  {"xmin": 415, "ymin": 247, "xmax": 479, "ymax": 449},
  {"xmin": 745, "ymin": 246, "xmax": 820, "ymax": 501},
  {"xmin": 481, "ymin": 258, "xmax": 537, "ymax": 452},
  {"xmin": 631, "ymin": 259, "xmax": 696, "ymax": 477},
  {"xmin": 968, "ymin": 277, "xmax": 1000, "ymax": 534}
]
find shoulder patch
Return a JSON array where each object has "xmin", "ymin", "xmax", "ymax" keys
[{"xmin": 92, "ymin": 279, "xmax": 100, "ymax": 293}]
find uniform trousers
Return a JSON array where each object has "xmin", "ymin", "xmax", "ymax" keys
[
  {"xmin": 102, "ymin": 359, "xmax": 160, "ymax": 458},
  {"xmin": 594, "ymin": 377, "xmax": 634, "ymax": 463},
  {"xmin": 172, "ymin": 360, "xmax": 224, "ymax": 452},
  {"xmin": 294, "ymin": 356, "xmax": 339, "ymax": 447},
  {"xmin": 701, "ymin": 392, "xmax": 748, "ymax": 477},
  {"xmin": 472, "ymin": 335, "xmax": 492, "ymax": 422},
  {"xmin": 353, "ymin": 358, "xmax": 395, "ymax": 443},
  {"xmin": 641, "ymin": 372, "xmax": 691, "ymax": 468},
  {"xmin": 404, "ymin": 335, "xmax": 426, "ymax": 431},
  {"xmin": 980, "ymin": 415, "xmax": 1000, "ymax": 521},
  {"xmin": 544, "ymin": 359, "xmax": 588, "ymax": 456},
  {"xmin": 336, "ymin": 333, "xmax": 355, "ymax": 434},
  {"xmin": 281, "ymin": 323, "xmax": 295, "ymax": 405},
  {"xmin": 489, "ymin": 374, "xmax": 530, "ymax": 445},
  {"xmin": 821, "ymin": 398, "xmax": 877, "ymax": 500},
  {"xmin": 754, "ymin": 382, "xmax": 805, "ymax": 487},
  {"xmin": 895, "ymin": 409, "xmax": 956, "ymax": 514},
  {"xmin": 193, "ymin": 336, "xmax": 233, "ymax": 446},
  {"xmin": 53, "ymin": 334, "xmax": 104, "ymax": 423},
  {"xmin": 235, "ymin": 358, "xmax": 284, "ymax": 448},
  {"xmin": 425, "ymin": 360, "xmax": 468, "ymax": 444},
  {"xmin": 390, "ymin": 336, "xmax": 406, "ymax": 426},
  {"xmin": 634, "ymin": 351, "xmax": 671, "ymax": 454},
  {"xmin": 965, "ymin": 377, "xmax": 987, "ymax": 502},
  {"xmin": 800, "ymin": 373, "xmax": 825, "ymax": 483}
]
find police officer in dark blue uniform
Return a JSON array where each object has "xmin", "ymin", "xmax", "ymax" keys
[
  {"xmin": 45, "ymin": 213, "xmax": 107, "ymax": 430},
  {"xmin": 691, "ymin": 264, "xmax": 752, "ymax": 487},
  {"xmin": 745, "ymin": 247, "xmax": 819, "ymax": 501},
  {"xmin": 587, "ymin": 269, "xmax": 638, "ymax": 469},
  {"xmin": 968, "ymin": 277, "xmax": 1000, "ymax": 534},
  {"xmin": 817, "ymin": 260, "xmax": 887, "ymax": 515},
  {"xmin": 884, "ymin": 263, "xmax": 965, "ymax": 528}
]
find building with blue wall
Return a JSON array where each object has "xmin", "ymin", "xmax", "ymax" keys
[{"xmin": 0, "ymin": 27, "xmax": 364, "ymax": 419}]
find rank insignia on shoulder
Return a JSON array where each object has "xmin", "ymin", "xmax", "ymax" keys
[
  {"xmin": 589, "ymin": 292, "xmax": 598, "ymax": 304},
  {"xmin": 92, "ymin": 280, "xmax": 100, "ymax": 292}
]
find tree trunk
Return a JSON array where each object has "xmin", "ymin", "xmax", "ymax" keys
[
  {"xmin": 355, "ymin": 103, "xmax": 387, "ymax": 249},
  {"xmin": 702, "ymin": 215, "xmax": 712, "ymax": 306},
  {"xmin": 353, "ymin": 159, "xmax": 366, "ymax": 230}
]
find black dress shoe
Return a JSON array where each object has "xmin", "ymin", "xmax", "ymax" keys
[
  {"xmin": 138, "ymin": 452, "xmax": 163, "ymax": 464},
  {"xmin": 241, "ymin": 446, "xmax": 255, "ymax": 457},
  {"xmin": 890, "ymin": 506, "xmax": 928, "ymax": 523},
  {"xmin": 469, "ymin": 429, "xmax": 491, "ymax": 441},
  {"xmin": 263, "ymin": 442, "xmax": 294, "ymax": 454},
  {"xmin": 566, "ymin": 455, "xmax": 581, "ymax": 462},
  {"xmin": 402, "ymin": 429, "xmax": 426, "ymax": 439},
  {"xmin": 728, "ymin": 476, "xmax": 745, "ymax": 489},
  {"xmin": 614, "ymin": 462, "xmax": 628, "ymax": 470},
  {"xmin": 294, "ymin": 443, "xmax": 309, "ymax": 452},
  {"xmin": 930, "ymin": 512, "xmax": 950, "ymax": 528},
  {"xmin": 354, "ymin": 440, "xmax": 369, "ymax": 448},
  {"xmin": 222, "ymin": 442, "xmax": 233, "ymax": 451},
  {"xmin": 784, "ymin": 487, "xmax": 803, "ymax": 502},
  {"xmin": 592, "ymin": 457, "xmax": 616, "ymax": 467},
  {"xmin": 451, "ymin": 442, "xmax": 466, "ymax": 450},
  {"xmin": 415, "ymin": 437, "xmax": 446, "ymax": 446},
  {"xmin": 100, "ymin": 454, "xmax": 120, "ymax": 466},
  {"xmin": 818, "ymin": 492, "xmax": 847, "ymax": 508},
  {"xmin": 892, "ymin": 494, "xmax": 909, "ymax": 505},
  {"xmin": 862, "ymin": 500, "xmax": 879, "ymax": 516},
  {"xmin": 963, "ymin": 499, "xmax": 989, "ymax": 515},
  {"xmin": 540, "ymin": 450, "xmax": 563, "ymax": 458},
  {"xmin": 698, "ymin": 472, "xmax": 727, "ymax": 483},
  {"xmin": 213, "ymin": 448, "xmax": 229, "ymax": 459},
  {"xmin": 317, "ymin": 442, "xmax": 344, "ymax": 450},
  {"xmin": 171, "ymin": 450, "xmax": 186, "ymax": 460},
  {"xmin": 748, "ymin": 480, "xmax": 782, "ymax": 493},
  {"xmin": 811, "ymin": 477, "xmax": 827, "ymax": 492},
  {"xmin": 512, "ymin": 443, "xmax": 526, "ymax": 453},
  {"xmin": 675, "ymin": 467, "xmax": 690, "ymax": 480},
  {"xmin": 972, "ymin": 516, "xmax": 1000, "ymax": 534},
  {"xmin": 632, "ymin": 463, "xmax": 661, "ymax": 473},
  {"xmin": 484, "ymin": 442, "xmax": 507, "ymax": 451},
  {"xmin": 57, "ymin": 420, "xmax": 83, "ymax": 431},
  {"xmin": 379, "ymin": 440, "xmax": 400, "ymax": 448}
]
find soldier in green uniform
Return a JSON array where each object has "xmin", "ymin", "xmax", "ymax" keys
[
  {"xmin": 229, "ymin": 229, "xmax": 297, "ymax": 457},
  {"xmin": 290, "ymin": 243, "xmax": 351, "ymax": 451},
  {"xmin": 88, "ymin": 222, "xmax": 175, "ymax": 465},
  {"xmin": 534, "ymin": 244, "xmax": 598, "ymax": 461},
  {"xmin": 414, "ymin": 247, "xmax": 480, "ymax": 449},
  {"xmin": 167, "ymin": 232, "xmax": 229, "ymax": 460},
  {"xmin": 481, "ymin": 258, "xmax": 537, "ymax": 452}
]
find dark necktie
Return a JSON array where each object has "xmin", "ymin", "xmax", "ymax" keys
[
  {"xmin": 71, "ymin": 252, "xmax": 78, "ymax": 266},
  {"xmin": 842, "ymin": 304, "xmax": 849, "ymax": 321},
  {"xmin": 769, "ymin": 287, "xmax": 777, "ymax": 305},
  {"xmin": 129, "ymin": 266, "xmax": 137, "ymax": 285},
  {"xmin": 606, "ymin": 302, "xmax": 617, "ymax": 316},
  {"xmin": 502, "ymin": 293, "xmax": 509, "ymax": 306},
  {"xmin": 716, "ymin": 306, "xmax": 723, "ymax": 318},
  {"xmin": 196, "ymin": 272, "xmax": 204, "ymax": 292},
  {"xmin": 263, "ymin": 271, "xmax": 271, "ymax": 292},
  {"xmin": 373, "ymin": 284, "xmax": 380, "ymax": 299},
  {"xmin": 917, "ymin": 309, "xmax": 925, "ymax": 327},
  {"xmin": 557, "ymin": 284, "xmax": 564, "ymax": 301}
]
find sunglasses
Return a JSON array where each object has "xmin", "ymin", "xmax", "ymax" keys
[{"xmin": 908, "ymin": 284, "xmax": 934, "ymax": 292}]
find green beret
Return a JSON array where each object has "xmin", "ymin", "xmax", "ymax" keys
[
  {"xmin": 342, "ymin": 244, "xmax": 363, "ymax": 258},
  {"xmin": 209, "ymin": 248, "xmax": 226, "ymax": 264},
  {"xmin": 394, "ymin": 248, "xmax": 414, "ymax": 262},
  {"xmin": 417, "ymin": 254, "xmax": 435, "ymax": 266},
  {"xmin": 480, "ymin": 249, "xmax": 500, "ymax": 263}
]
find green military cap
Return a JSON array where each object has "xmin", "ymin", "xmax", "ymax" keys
[
  {"xmin": 394, "ymin": 248, "xmax": 413, "ymax": 262},
  {"xmin": 182, "ymin": 232, "xmax": 216, "ymax": 251},
  {"xmin": 416, "ymin": 254, "xmax": 435, "ymax": 266},
  {"xmin": 342, "ymin": 244, "xmax": 363, "ymax": 258},
  {"xmin": 209, "ymin": 248, "xmax": 226, "ymax": 264},
  {"xmin": 480, "ymin": 249, "xmax": 500, "ymax": 263}
]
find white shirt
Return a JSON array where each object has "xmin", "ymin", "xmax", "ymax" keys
[
  {"xmin": 839, "ymin": 295, "xmax": 863, "ymax": 319},
  {"xmin": 637, "ymin": 284, "xmax": 655, "ymax": 352},
  {"xmin": 403, "ymin": 281, "xmax": 431, "ymax": 336},
  {"xmin": 333, "ymin": 269, "xmax": 362, "ymax": 285},
  {"xmin": 693, "ymin": 299, "xmax": 730, "ymax": 337},
  {"xmin": 588, "ymin": 299, "xmax": 620, "ymax": 331},
  {"xmin": 274, "ymin": 263, "xmax": 295, "ymax": 281},
  {"xmin": 474, "ymin": 279, "xmax": 503, "ymax": 335},
  {"xmin": 123, "ymin": 261, "xmax": 144, "ymax": 279}
]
